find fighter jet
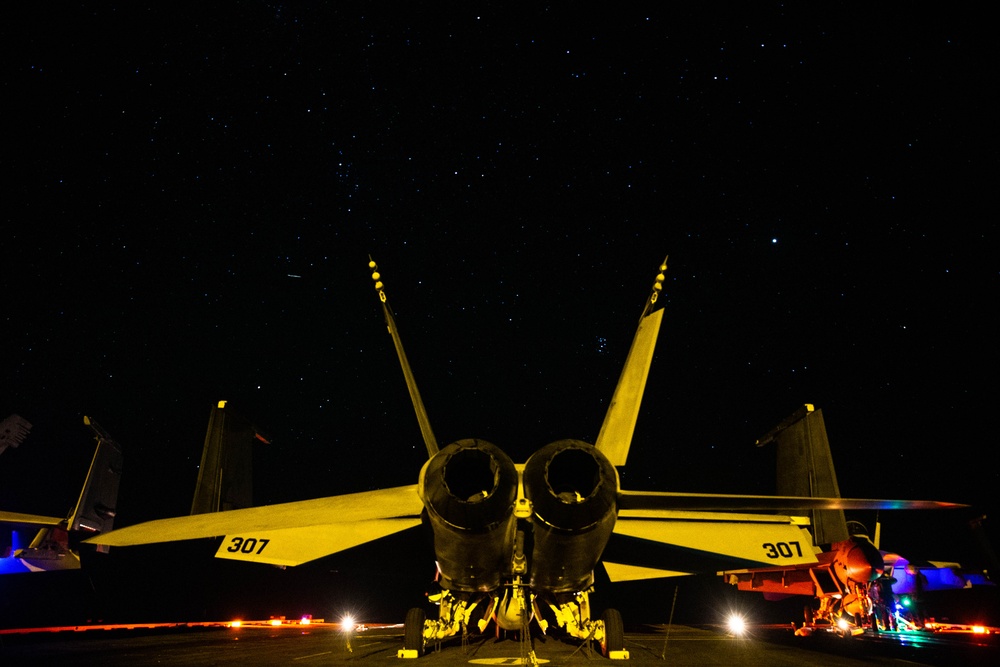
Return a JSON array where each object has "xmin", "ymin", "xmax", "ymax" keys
[
  {"xmin": 1, "ymin": 416, "xmax": 123, "ymax": 573},
  {"xmin": 87, "ymin": 258, "xmax": 963, "ymax": 658},
  {"xmin": 720, "ymin": 405, "xmax": 988, "ymax": 634},
  {"xmin": 881, "ymin": 551, "xmax": 993, "ymax": 597}
]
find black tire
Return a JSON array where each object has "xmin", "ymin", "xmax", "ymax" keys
[
  {"xmin": 404, "ymin": 607, "xmax": 426, "ymax": 655},
  {"xmin": 600, "ymin": 608, "xmax": 624, "ymax": 656}
]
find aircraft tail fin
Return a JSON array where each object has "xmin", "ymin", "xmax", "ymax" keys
[
  {"xmin": 65, "ymin": 416, "xmax": 124, "ymax": 536},
  {"xmin": 756, "ymin": 405, "xmax": 849, "ymax": 545},
  {"xmin": 595, "ymin": 257, "xmax": 668, "ymax": 467},
  {"xmin": 369, "ymin": 258, "xmax": 439, "ymax": 458},
  {"xmin": 191, "ymin": 401, "xmax": 270, "ymax": 515},
  {"xmin": 2, "ymin": 417, "xmax": 121, "ymax": 570}
]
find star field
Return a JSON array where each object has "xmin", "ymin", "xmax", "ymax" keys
[{"xmin": 2, "ymin": 3, "xmax": 996, "ymax": 584}]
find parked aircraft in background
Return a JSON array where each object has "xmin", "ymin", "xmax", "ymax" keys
[
  {"xmin": 877, "ymin": 545, "xmax": 994, "ymax": 630},
  {"xmin": 882, "ymin": 551, "xmax": 992, "ymax": 597},
  {"xmin": 88, "ymin": 258, "xmax": 963, "ymax": 658},
  {"xmin": 0, "ymin": 401, "xmax": 263, "ymax": 576},
  {"xmin": 0, "ymin": 417, "xmax": 122, "ymax": 573},
  {"xmin": 721, "ymin": 405, "xmax": 990, "ymax": 634}
]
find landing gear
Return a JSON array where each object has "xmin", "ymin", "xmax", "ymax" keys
[
  {"xmin": 543, "ymin": 591, "xmax": 629, "ymax": 659},
  {"xmin": 403, "ymin": 607, "xmax": 426, "ymax": 656},
  {"xmin": 803, "ymin": 603, "xmax": 815, "ymax": 625},
  {"xmin": 399, "ymin": 588, "xmax": 493, "ymax": 658},
  {"xmin": 600, "ymin": 608, "xmax": 624, "ymax": 657}
]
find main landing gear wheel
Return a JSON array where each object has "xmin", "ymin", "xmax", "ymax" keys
[
  {"xmin": 600, "ymin": 608, "xmax": 624, "ymax": 656},
  {"xmin": 404, "ymin": 607, "xmax": 426, "ymax": 656}
]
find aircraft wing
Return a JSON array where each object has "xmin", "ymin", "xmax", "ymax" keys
[
  {"xmin": 603, "ymin": 489, "xmax": 965, "ymax": 583},
  {"xmin": 618, "ymin": 490, "xmax": 966, "ymax": 511},
  {"xmin": 0, "ymin": 511, "xmax": 64, "ymax": 532},
  {"xmin": 602, "ymin": 509, "xmax": 819, "ymax": 582},
  {"xmin": 86, "ymin": 484, "xmax": 424, "ymax": 567}
]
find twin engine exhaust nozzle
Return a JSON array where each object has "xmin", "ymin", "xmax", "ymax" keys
[{"xmin": 418, "ymin": 439, "xmax": 619, "ymax": 593}]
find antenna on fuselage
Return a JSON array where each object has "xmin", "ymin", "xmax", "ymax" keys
[{"xmin": 369, "ymin": 258, "xmax": 439, "ymax": 458}]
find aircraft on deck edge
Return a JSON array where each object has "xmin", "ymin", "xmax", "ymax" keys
[
  {"xmin": 1, "ymin": 416, "xmax": 122, "ymax": 573},
  {"xmin": 87, "ymin": 257, "xmax": 965, "ymax": 659},
  {"xmin": 721, "ymin": 404, "xmax": 991, "ymax": 635}
]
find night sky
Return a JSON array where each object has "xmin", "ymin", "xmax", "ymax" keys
[{"xmin": 2, "ymin": 3, "xmax": 997, "ymax": 624}]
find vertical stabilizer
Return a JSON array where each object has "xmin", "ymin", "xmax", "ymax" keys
[
  {"xmin": 2, "ymin": 416, "xmax": 122, "ymax": 571},
  {"xmin": 756, "ymin": 405, "xmax": 848, "ymax": 545},
  {"xmin": 369, "ymin": 258, "xmax": 439, "ymax": 458},
  {"xmin": 67, "ymin": 416, "xmax": 123, "ymax": 535},
  {"xmin": 190, "ymin": 402, "xmax": 268, "ymax": 515},
  {"xmin": 595, "ymin": 257, "xmax": 668, "ymax": 466}
]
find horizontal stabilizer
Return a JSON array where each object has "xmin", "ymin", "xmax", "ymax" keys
[
  {"xmin": 618, "ymin": 489, "xmax": 967, "ymax": 512},
  {"xmin": 87, "ymin": 485, "xmax": 422, "ymax": 549},
  {"xmin": 215, "ymin": 518, "xmax": 421, "ymax": 567}
]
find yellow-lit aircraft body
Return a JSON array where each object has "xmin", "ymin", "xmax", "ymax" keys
[{"xmin": 88, "ymin": 258, "xmax": 962, "ymax": 658}]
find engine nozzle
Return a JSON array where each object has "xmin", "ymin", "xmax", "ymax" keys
[
  {"xmin": 418, "ymin": 439, "xmax": 518, "ymax": 591},
  {"xmin": 522, "ymin": 439, "xmax": 619, "ymax": 592}
]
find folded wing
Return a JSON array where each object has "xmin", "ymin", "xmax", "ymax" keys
[{"xmin": 87, "ymin": 485, "xmax": 423, "ymax": 567}]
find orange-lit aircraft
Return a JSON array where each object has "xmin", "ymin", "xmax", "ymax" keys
[
  {"xmin": 87, "ymin": 258, "xmax": 963, "ymax": 658},
  {"xmin": 1, "ymin": 416, "xmax": 122, "ymax": 574},
  {"xmin": 721, "ymin": 405, "xmax": 990, "ymax": 634}
]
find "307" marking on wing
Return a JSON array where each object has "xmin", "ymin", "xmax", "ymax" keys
[
  {"xmin": 762, "ymin": 541, "xmax": 803, "ymax": 558},
  {"xmin": 226, "ymin": 537, "xmax": 270, "ymax": 554}
]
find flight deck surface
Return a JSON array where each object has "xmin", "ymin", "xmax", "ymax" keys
[{"xmin": 2, "ymin": 622, "xmax": 998, "ymax": 666}]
